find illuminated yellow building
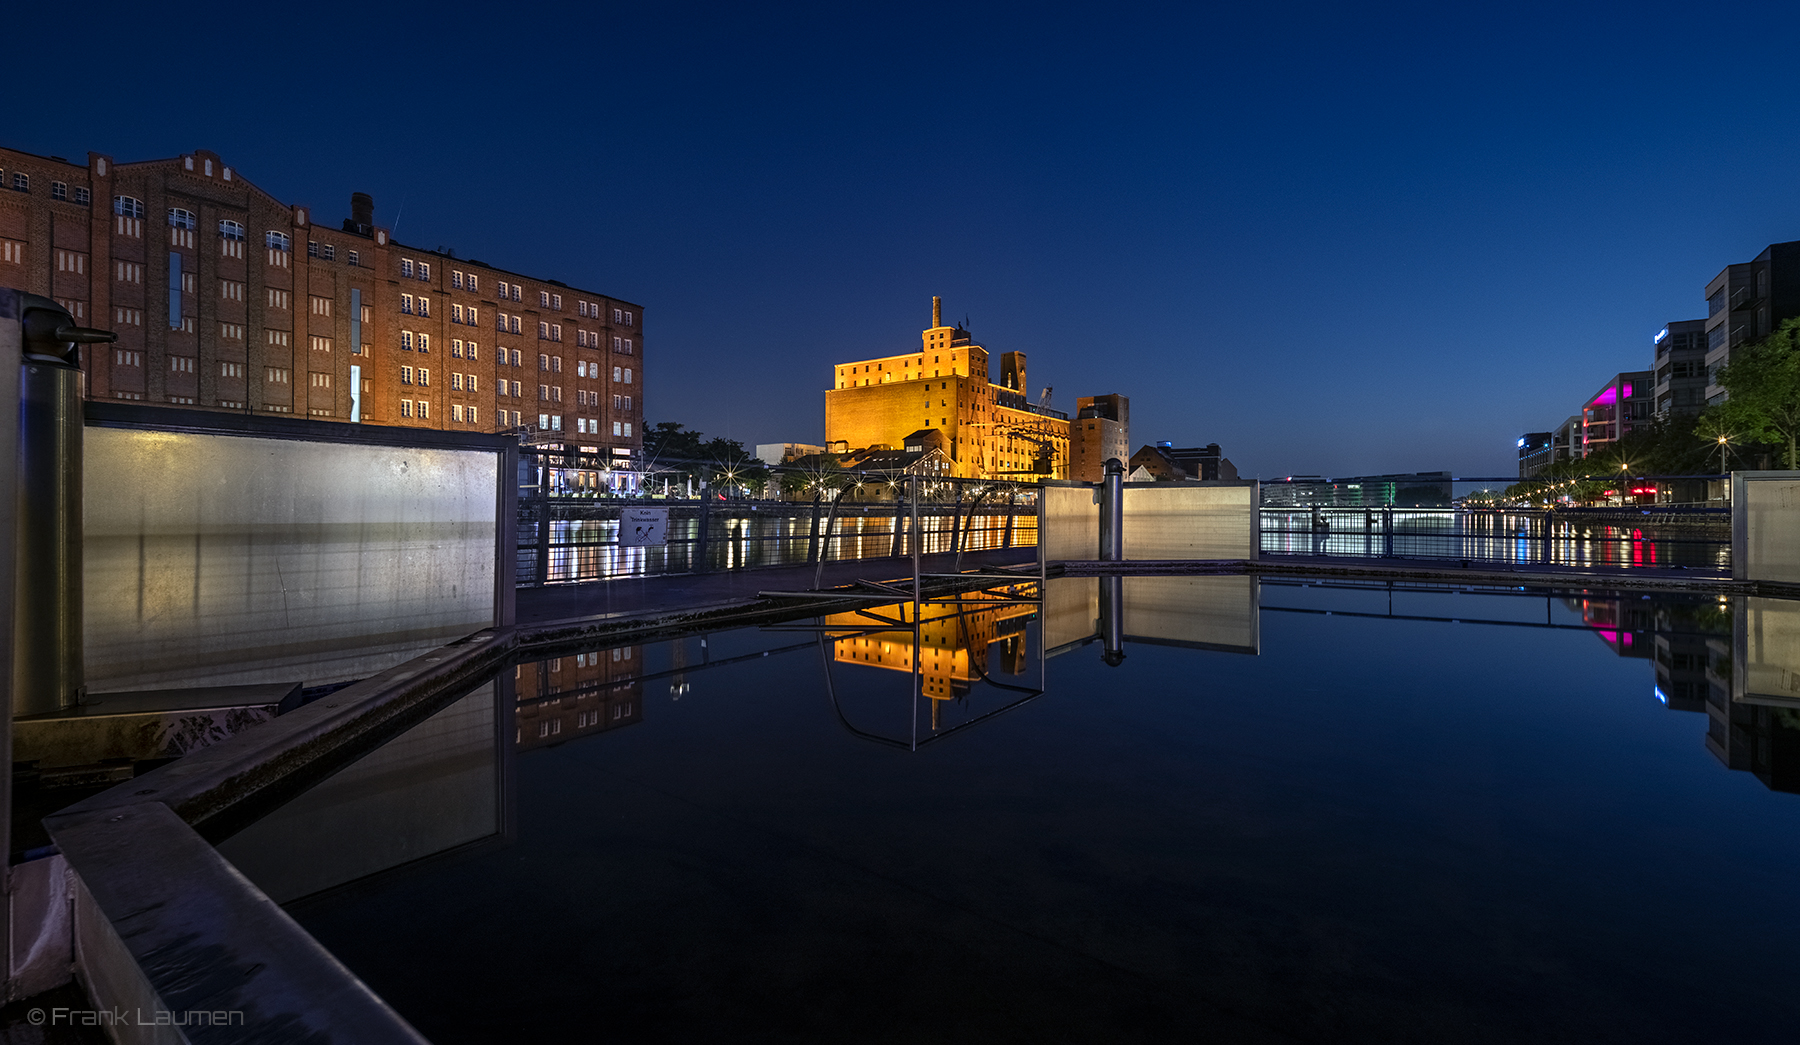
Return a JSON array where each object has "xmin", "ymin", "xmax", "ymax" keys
[
  {"xmin": 825, "ymin": 590, "xmax": 1035, "ymax": 728},
  {"xmin": 825, "ymin": 297, "xmax": 1075, "ymax": 479}
]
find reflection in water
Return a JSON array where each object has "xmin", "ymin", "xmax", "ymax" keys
[{"xmin": 269, "ymin": 577, "xmax": 1800, "ymax": 1043}]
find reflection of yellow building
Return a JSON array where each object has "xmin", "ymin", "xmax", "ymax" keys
[
  {"xmin": 825, "ymin": 297, "xmax": 1073, "ymax": 479},
  {"xmin": 826, "ymin": 590, "xmax": 1035, "ymax": 726}
]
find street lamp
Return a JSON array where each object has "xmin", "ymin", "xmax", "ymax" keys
[{"xmin": 1717, "ymin": 434, "xmax": 1730, "ymax": 475}]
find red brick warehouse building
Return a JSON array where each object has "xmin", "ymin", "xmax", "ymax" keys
[{"xmin": 0, "ymin": 143, "xmax": 643, "ymax": 482}]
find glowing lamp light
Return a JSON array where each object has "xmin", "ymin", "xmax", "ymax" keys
[
  {"xmin": 1590, "ymin": 386, "xmax": 1618, "ymax": 407},
  {"xmin": 1655, "ymin": 327, "xmax": 1669, "ymax": 344},
  {"xmin": 1517, "ymin": 438, "xmax": 1527, "ymax": 448}
]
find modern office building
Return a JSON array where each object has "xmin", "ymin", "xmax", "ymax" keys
[
  {"xmin": 824, "ymin": 297, "xmax": 1077, "ymax": 480},
  {"xmin": 0, "ymin": 143, "xmax": 643, "ymax": 478},
  {"xmin": 1069, "ymin": 394, "xmax": 1130, "ymax": 482},
  {"xmin": 1652, "ymin": 319, "xmax": 1708, "ymax": 420},
  {"xmin": 1579, "ymin": 371, "xmax": 1653, "ymax": 457},
  {"xmin": 1260, "ymin": 472, "xmax": 1452, "ymax": 508},
  {"xmin": 1517, "ymin": 432, "xmax": 1553, "ymax": 478},
  {"xmin": 1702, "ymin": 240, "xmax": 1800, "ymax": 406}
]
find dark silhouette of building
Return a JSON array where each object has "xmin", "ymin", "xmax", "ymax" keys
[
  {"xmin": 1703, "ymin": 240, "xmax": 1800, "ymax": 407},
  {"xmin": 1127, "ymin": 442, "xmax": 1238, "ymax": 482}
]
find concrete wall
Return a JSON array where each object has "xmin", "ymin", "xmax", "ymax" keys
[
  {"xmin": 1120, "ymin": 482, "xmax": 1259, "ymax": 561},
  {"xmin": 1733, "ymin": 471, "xmax": 1800, "ymax": 584},
  {"xmin": 85, "ymin": 422, "xmax": 503, "ymax": 691},
  {"xmin": 1040, "ymin": 483, "xmax": 1099, "ymax": 564}
]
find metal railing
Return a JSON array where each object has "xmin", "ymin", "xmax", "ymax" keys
[
  {"xmin": 517, "ymin": 471, "xmax": 1042, "ymax": 585},
  {"xmin": 1259, "ymin": 506, "xmax": 1731, "ymax": 572}
]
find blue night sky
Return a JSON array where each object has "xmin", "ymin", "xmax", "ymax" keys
[{"xmin": 12, "ymin": 1, "xmax": 1800, "ymax": 478}]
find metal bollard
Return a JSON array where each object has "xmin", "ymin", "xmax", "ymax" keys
[
  {"xmin": 13, "ymin": 294, "xmax": 114, "ymax": 717},
  {"xmin": 1099, "ymin": 457, "xmax": 1124, "ymax": 561}
]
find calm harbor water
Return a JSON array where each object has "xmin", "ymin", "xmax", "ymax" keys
[{"xmin": 222, "ymin": 579, "xmax": 1800, "ymax": 1043}]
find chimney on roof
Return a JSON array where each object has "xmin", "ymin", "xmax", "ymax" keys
[
  {"xmin": 932, "ymin": 296, "xmax": 942, "ymax": 328},
  {"xmin": 351, "ymin": 192, "xmax": 374, "ymax": 227}
]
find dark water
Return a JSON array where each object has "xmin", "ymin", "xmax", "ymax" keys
[{"xmin": 237, "ymin": 579, "xmax": 1800, "ymax": 1044}]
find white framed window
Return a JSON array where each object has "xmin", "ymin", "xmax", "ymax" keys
[
  {"xmin": 623, "ymin": 422, "xmax": 631, "ymax": 436},
  {"xmin": 348, "ymin": 250, "xmax": 360, "ymax": 266},
  {"xmin": 219, "ymin": 219, "xmax": 244, "ymax": 241},
  {"xmin": 452, "ymin": 303, "xmax": 463, "ymax": 323},
  {"xmin": 401, "ymin": 366, "xmax": 414, "ymax": 385},
  {"xmin": 114, "ymin": 195, "xmax": 144, "ymax": 218},
  {"xmin": 510, "ymin": 315, "xmax": 521, "ymax": 333},
  {"xmin": 551, "ymin": 323, "xmax": 561, "ymax": 341},
  {"xmin": 612, "ymin": 421, "xmax": 622, "ymax": 436},
  {"xmin": 467, "ymin": 341, "xmax": 479, "ymax": 360},
  {"xmin": 401, "ymin": 293, "xmax": 414, "ymax": 314},
  {"xmin": 452, "ymin": 404, "xmax": 464, "ymax": 421},
  {"xmin": 266, "ymin": 231, "xmax": 291, "ymax": 251},
  {"xmin": 624, "ymin": 368, "xmax": 632, "ymax": 383},
  {"xmin": 401, "ymin": 330, "xmax": 414, "ymax": 350},
  {"xmin": 467, "ymin": 273, "xmax": 479, "ymax": 292},
  {"xmin": 221, "ymin": 362, "xmax": 245, "ymax": 378},
  {"xmin": 452, "ymin": 373, "xmax": 464, "ymax": 391},
  {"xmin": 467, "ymin": 306, "xmax": 478, "ymax": 326},
  {"xmin": 613, "ymin": 308, "xmax": 622, "ymax": 322},
  {"xmin": 417, "ymin": 296, "xmax": 430, "ymax": 317},
  {"xmin": 467, "ymin": 374, "xmax": 478, "ymax": 393},
  {"xmin": 452, "ymin": 339, "xmax": 464, "ymax": 358},
  {"xmin": 453, "ymin": 270, "xmax": 464, "ymax": 289},
  {"xmin": 401, "ymin": 259, "xmax": 414, "ymax": 277},
  {"xmin": 418, "ymin": 262, "xmax": 430, "ymax": 281},
  {"xmin": 467, "ymin": 406, "xmax": 478, "ymax": 425},
  {"xmin": 551, "ymin": 293, "xmax": 561, "ymax": 310},
  {"xmin": 539, "ymin": 290, "xmax": 550, "ymax": 307},
  {"xmin": 169, "ymin": 356, "xmax": 195, "ymax": 373},
  {"xmin": 418, "ymin": 400, "xmax": 429, "ymax": 419},
  {"xmin": 266, "ymin": 367, "xmax": 291, "ymax": 384},
  {"xmin": 624, "ymin": 310, "xmax": 633, "ymax": 325},
  {"xmin": 418, "ymin": 333, "xmax": 430, "ymax": 353},
  {"xmin": 400, "ymin": 399, "xmax": 413, "ymax": 417},
  {"xmin": 418, "ymin": 368, "xmax": 430, "ymax": 387},
  {"xmin": 539, "ymin": 321, "xmax": 549, "ymax": 339}
]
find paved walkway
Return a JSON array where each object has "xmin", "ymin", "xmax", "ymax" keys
[{"xmin": 516, "ymin": 548, "xmax": 1038, "ymax": 625}]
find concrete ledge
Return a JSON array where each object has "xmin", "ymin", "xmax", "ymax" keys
[{"xmin": 51, "ymin": 801, "xmax": 427, "ymax": 1044}]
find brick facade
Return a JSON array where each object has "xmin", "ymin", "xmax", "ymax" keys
[{"xmin": 0, "ymin": 143, "xmax": 643, "ymax": 466}]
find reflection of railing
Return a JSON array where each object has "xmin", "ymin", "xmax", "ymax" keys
[{"xmin": 1258, "ymin": 508, "xmax": 1731, "ymax": 572}]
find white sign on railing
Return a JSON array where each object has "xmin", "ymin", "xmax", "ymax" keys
[{"xmin": 620, "ymin": 508, "xmax": 669, "ymax": 547}]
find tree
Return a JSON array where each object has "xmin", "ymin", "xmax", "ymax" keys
[{"xmin": 1712, "ymin": 318, "xmax": 1800, "ymax": 469}]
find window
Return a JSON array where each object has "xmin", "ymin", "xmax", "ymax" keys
[
  {"xmin": 579, "ymin": 301, "xmax": 589, "ymax": 317},
  {"xmin": 418, "ymin": 333, "xmax": 429, "ymax": 352},
  {"xmin": 418, "ymin": 400, "xmax": 429, "ymax": 419},
  {"xmin": 417, "ymin": 296, "xmax": 430, "ymax": 317},
  {"xmin": 624, "ymin": 368, "xmax": 632, "ymax": 384},
  {"xmin": 539, "ymin": 384, "xmax": 549, "ymax": 400},
  {"xmin": 452, "ymin": 339, "xmax": 464, "ymax": 358},
  {"xmin": 10, "ymin": 173, "xmax": 25, "ymax": 192},
  {"xmin": 118, "ymin": 262, "xmax": 144, "ymax": 283},
  {"xmin": 613, "ymin": 308, "xmax": 622, "ymax": 322},
  {"xmin": 540, "ymin": 290, "xmax": 550, "ymax": 307},
  {"xmin": 166, "ymin": 207, "xmax": 195, "ymax": 231},
  {"xmin": 453, "ymin": 270, "xmax": 464, "ymax": 289},
  {"xmin": 468, "ymin": 274, "xmax": 479, "ymax": 292},
  {"xmin": 552, "ymin": 294, "xmax": 561, "ymax": 310},
  {"xmin": 496, "ymin": 312, "xmax": 507, "ymax": 331},
  {"xmin": 510, "ymin": 315, "xmax": 521, "ymax": 334},
  {"xmin": 401, "ymin": 293, "xmax": 414, "ymax": 314},
  {"xmin": 466, "ymin": 341, "xmax": 478, "ymax": 360},
  {"xmin": 309, "ymin": 295, "xmax": 332, "ymax": 316},
  {"xmin": 348, "ymin": 250, "xmax": 360, "ymax": 266},
  {"xmin": 220, "ymin": 322, "xmax": 244, "ymax": 340},
  {"xmin": 466, "ymin": 307, "xmax": 477, "ymax": 327},
  {"xmin": 418, "ymin": 262, "xmax": 430, "ymax": 281},
  {"xmin": 452, "ymin": 303, "xmax": 463, "ymax": 323},
  {"xmin": 266, "ymin": 231, "xmax": 291, "ymax": 251},
  {"xmin": 323, "ymin": 243, "xmax": 335, "ymax": 261},
  {"xmin": 310, "ymin": 372, "xmax": 332, "ymax": 388},
  {"xmin": 218, "ymin": 278, "xmax": 242, "ymax": 299},
  {"xmin": 55, "ymin": 250, "xmax": 86, "ymax": 274},
  {"xmin": 113, "ymin": 349, "xmax": 143, "ymax": 367},
  {"xmin": 613, "ymin": 366, "xmax": 622, "ymax": 382},
  {"xmin": 307, "ymin": 240, "xmax": 318, "ymax": 257},
  {"xmin": 551, "ymin": 323, "xmax": 561, "ymax": 341},
  {"xmin": 266, "ymin": 367, "xmax": 291, "ymax": 384},
  {"xmin": 623, "ymin": 395, "xmax": 632, "ymax": 410},
  {"xmin": 539, "ymin": 321, "xmax": 550, "ymax": 339},
  {"xmin": 221, "ymin": 362, "xmax": 245, "ymax": 378},
  {"xmin": 52, "ymin": 181, "xmax": 66, "ymax": 201},
  {"xmin": 623, "ymin": 338, "xmax": 632, "ymax": 354},
  {"xmin": 467, "ymin": 374, "xmax": 478, "ymax": 392},
  {"xmin": 623, "ymin": 422, "xmax": 632, "ymax": 437},
  {"xmin": 452, "ymin": 373, "xmax": 463, "ymax": 391},
  {"xmin": 219, "ymin": 219, "xmax": 244, "ymax": 241},
  {"xmin": 468, "ymin": 407, "xmax": 478, "ymax": 425},
  {"xmin": 540, "ymin": 353, "xmax": 550, "ymax": 370},
  {"xmin": 1, "ymin": 239, "xmax": 21, "ymax": 265},
  {"xmin": 401, "ymin": 366, "xmax": 414, "ymax": 385},
  {"xmin": 452, "ymin": 404, "xmax": 464, "ymax": 421},
  {"xmin": 400, "ymin": 399, "xmax": 413, "ymax": 418},
  {"xmin": 624, "ymin": 310, "xmax": 633, "ymax": 325},
  {"xmin": 510, "ymin": 283, "xmax": 521, "ymax": 301},
  {"xmin": 401, "ymin": 331, "xmax": 414, "ymax": 350},
  {"xmin": 74, "ymin": 187, "xmax": 89, "ymax": 205},
  {"xmin": 267, "ymin": 289, "xmax": 291, "ymax": 310},
  {"xmin": 552, "ymin": 355, "xmax": 562, "ymax": 372},
  {"xmin": 613, "ymin": 393, "xmax": 622, "ymax": 410},
  {"xmin": 402, "ymin": 259, "xmax": 415, "ymax": 278},
  {"xmin": 613, "ymin": 421, "xmax": 622, "ymax": 436},
  {"xmin": 310, "ymin": 336, "xmax": 333, "ymax": 353},
  {"xmin": 418, "ymin": 368, "xmax": 430, "ymax": 387}
]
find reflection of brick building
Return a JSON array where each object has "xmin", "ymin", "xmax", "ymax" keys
[
  {"xmin": 514, "ymin": 646, "xmax": 642, "ymax": 750},
  {"xmin": 0, "ymin": 142, "xmax": 643, "ymax": 462},
  {"xmin": 825, "ymin": 589, "xmax": 1033, "ymax": 728}
]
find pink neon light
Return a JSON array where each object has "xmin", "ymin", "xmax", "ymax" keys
[
  {"xmin": 1622, "ymin": 382, "xmax": 1633, "ymax": 398},
  {"xmin": 1597, "ymin": 629, "xmax": 1618, "ymax": 645},
  {"xmin": 1590, "ymin": 386, "xmax": 1618, "ymax": 407}
]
